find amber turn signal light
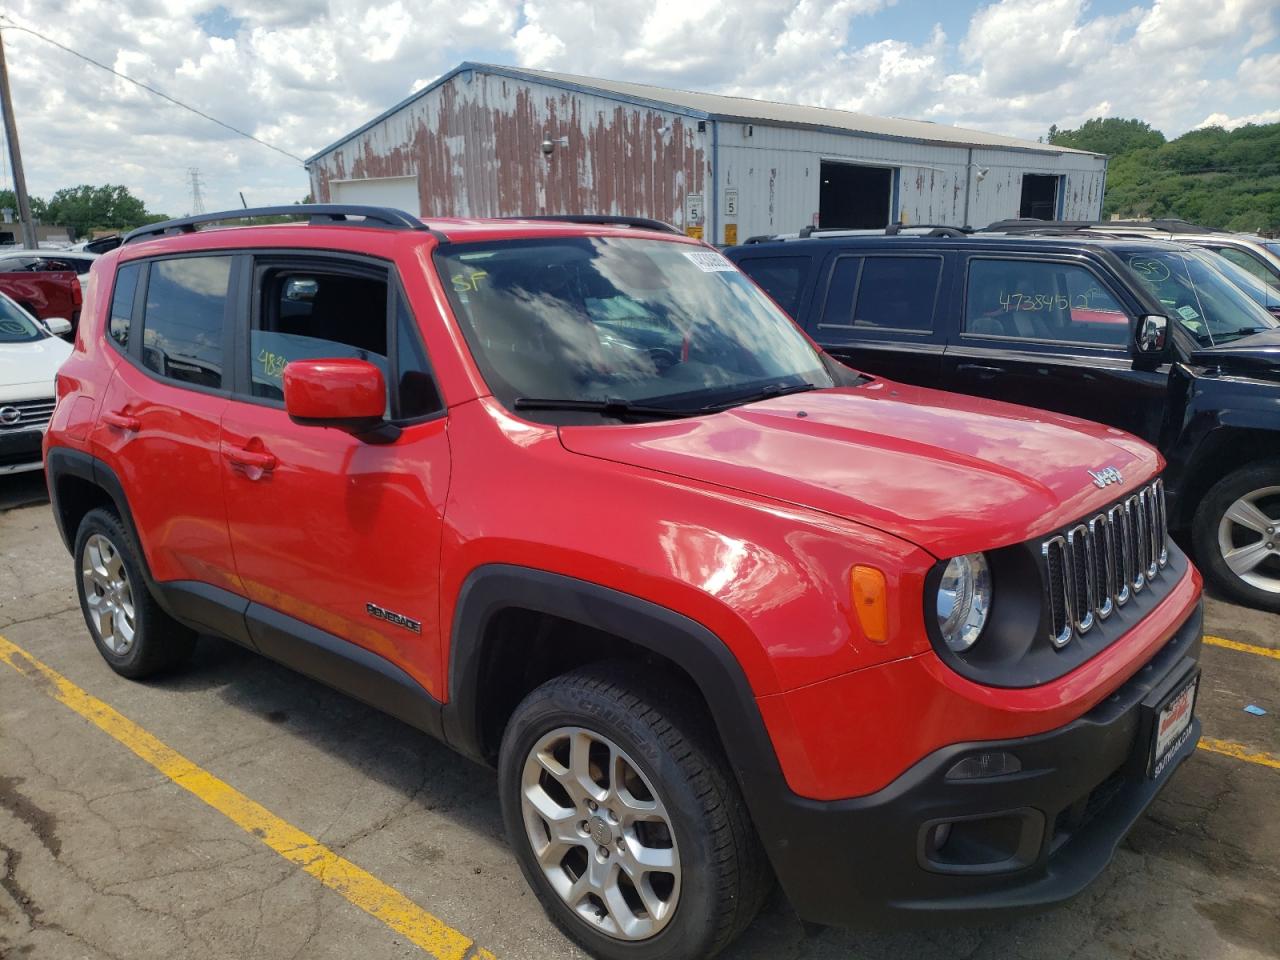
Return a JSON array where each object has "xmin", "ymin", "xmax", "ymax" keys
[{"xmin": 850, "ymin": 565, "xmax": 888, "ymax": 644}]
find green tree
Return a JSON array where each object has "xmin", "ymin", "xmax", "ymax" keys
[
  {"xmin": 1048, "ymin": 117, "xmax": 1166, "ymax": 156},
  {"xmin": 43, "ymin": 184, "xmax": 150, "ymax": 237},
  {"xmin": 0, "ymin": 188, "xmax": 50, "ymax": 221}
]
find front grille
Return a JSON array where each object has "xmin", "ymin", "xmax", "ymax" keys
[
  {"xmin": 0, "ymin": 397, "xmax": 55, "ymax": 431},
  {"xmin": 1042, "ymin": 478, "xmax": 1169, "ymax": 647}
]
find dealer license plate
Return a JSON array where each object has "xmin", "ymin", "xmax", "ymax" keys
[{"xmin": 1150, "ymin": 674, "xmax": 1197, "ymax": 779}]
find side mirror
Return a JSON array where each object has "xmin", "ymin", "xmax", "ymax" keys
[
  {"xmin": 43, "ymin": 317, "xmax": 73, "ymax": 338},
  {"xmin": 283, "ymin": 359, "xmax": 398, "ymax": 442},
  {"xmin": 1134, "ymin": 314, "xmax": 1171, "ymax": 359}
]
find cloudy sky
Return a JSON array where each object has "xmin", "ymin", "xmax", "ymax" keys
[{"xmin": 0, "ymin": 0, "xmax": 1276, "ymax": 218}]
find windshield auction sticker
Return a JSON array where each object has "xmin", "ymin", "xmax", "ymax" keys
[{"xmin": 683, "ymin": 250, "xmax": 737, "ymax": 272}]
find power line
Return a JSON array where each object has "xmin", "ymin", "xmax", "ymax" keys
[{"xmin": 0, "ymin": 16, "xmax": 305, "ymax": 164}]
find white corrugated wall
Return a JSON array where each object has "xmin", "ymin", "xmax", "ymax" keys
[{"xmin": 713, "ymin": 122, "xmax": 1106, "ymax": 243}]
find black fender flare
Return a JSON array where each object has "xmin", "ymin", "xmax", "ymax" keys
[{"xmin": 442, "ymin": 564, "xmax": 790, "ymax": 805}]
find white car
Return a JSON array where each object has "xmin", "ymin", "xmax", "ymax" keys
[
  {"xmin": 0, "ymin": 294, "xmax": 72, "ymax": 475},
  {"xmin": 0, "ymin": 247, "xmax": 99, "ymax": 280}
]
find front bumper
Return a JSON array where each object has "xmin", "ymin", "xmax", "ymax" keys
[
  {"xmin": 0, "ymin": 427, "xmax": 45, "ymax": 475},
  {"xmin": 760, "ymin": 600, "xmax": 1203, "ymax": 928}
]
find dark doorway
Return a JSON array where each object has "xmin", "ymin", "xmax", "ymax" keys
[
  {"xmin": 1019, "ymin": 174, "xmax": 1060, "ymax": 219},
  {"xmin": 819, "ymin": 162, "xmax": 893, "ymax": 229}
]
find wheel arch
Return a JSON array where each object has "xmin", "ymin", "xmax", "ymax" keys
[
  {"xmin": 442, "ymin": 565, "xmax": 787, "ymax": 795},
  {"xmin": 1176, "ymin": 424, "xmax": 1280, "ymax": 529},
  {"xmin": 46, "ymin": 448, "xmax": 154, "ymax": 583}
]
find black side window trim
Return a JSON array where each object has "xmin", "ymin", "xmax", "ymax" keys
[
  {"xmin": 230, "ymin": 251, "xmax": 446, "ymax": 426},
  {"xmin": 958, "ymin": 254, "xmax": 1134, "ymax": 353},
  {"xmin": 818, "ymin": 251, "xmax": 945, "ymax": 336}
]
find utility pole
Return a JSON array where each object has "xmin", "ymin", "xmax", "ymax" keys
[{"xmin": 0, "ymin": 28, "xmax": 37, "ymax": 248}]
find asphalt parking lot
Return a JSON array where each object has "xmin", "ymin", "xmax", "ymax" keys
[{"xmin": 1, "ymin": 484, "xmax": 1277, "ymax": 960}]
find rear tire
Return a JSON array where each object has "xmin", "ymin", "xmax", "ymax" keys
[
  {"xmin": 1191, "ymin": 460, "xmax": 1280, "ymax": 612},
  {"xmin": 73, "ymin": 508, "xmax": 197, "ymax": 678},
  {"xmin": 498, "ymin": 663, "xmax": 769, "ymax": 960}
]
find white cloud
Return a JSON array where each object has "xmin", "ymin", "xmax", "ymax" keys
[{"xmin": 0, "ymin": 0, "xmax": 1274, "ymax": 220}]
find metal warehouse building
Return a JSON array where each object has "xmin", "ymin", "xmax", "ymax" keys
[{"xmin": 306, "ymin": 62, "xmax": 1106, "ymax": 244}]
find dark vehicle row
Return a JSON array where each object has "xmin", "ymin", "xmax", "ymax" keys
[{"xmin": 727, "ymin": 225, "xmax": 1280, "ymax": 612}]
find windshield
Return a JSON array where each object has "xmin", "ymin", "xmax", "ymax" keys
[
  {"xmin": 0, "ymin": 296, "xmax": 44, "ymax": 344},
  {"xmin": 1266, "ymin": 241, "xmax": 1280, "ymax": 258},
  {"xmin": 436, "ymin": 237, "xmax": 835, "ymax": 419},
  {"xmin": 1119, "ymin": 248, "xmax": 1278, "ymax": 346},
  {"xmin": 1189, "ymin": 249, "xmax": 1280, "ymax": 313}
]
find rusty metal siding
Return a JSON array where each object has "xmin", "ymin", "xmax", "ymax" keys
[{"xmin": 308, "ymin": 70, "xmax": 706, "ymax": 228}]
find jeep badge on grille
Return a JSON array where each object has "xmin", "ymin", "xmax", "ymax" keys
[{"xmin": 1088, "ymin": 466, "xmax": 1123, "ymax": 488}]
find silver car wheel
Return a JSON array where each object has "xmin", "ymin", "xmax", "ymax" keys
[
  {"xmin": 520, "ymin": 725, "xmax": 681, "ymax": 941},
  {"xmin": 81, "ymin": 533, "xmax": 137, "ymax": 654},
  {"xmin": 1217, "ymin": 484, "xmax": 1280, "ymax": 594}
]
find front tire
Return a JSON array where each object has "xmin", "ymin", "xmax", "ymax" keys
[
  {"xmin": 74, "ymin": 508, "xmax": 197, "ymax": 678},
  {"xmin": 498, "ymin": 664, "xmax": 768, "ymax": 960},
  {"xmin": 1192, "ymin": 460, "xmax": 1280, "ymax": 612}
]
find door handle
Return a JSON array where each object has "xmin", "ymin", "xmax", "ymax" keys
[
  {"xmin": 956, "ymin": 363, "xmax": 1005, "ymax": 379},
  {"xmin": 223, "ymin": 444, "xmax": 277, "ymax": 474},
  {"xmin": 102, "ymin": 410, "xmax": 141, "ymax": 432}
]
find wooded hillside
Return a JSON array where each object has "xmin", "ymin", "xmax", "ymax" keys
[{"xmin": 1047, "ymin": 118, "xmax": 1279, "ymax": 234}]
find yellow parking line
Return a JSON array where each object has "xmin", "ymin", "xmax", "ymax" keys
[
  {"xmin": 1204, "ymin": 635, "xmax": 1280, "ymax": 661},
  {"xmin": 1198, "ymin": 737, "xmax": 1280, "ymax": 771},
  {"xmin": 0, "ymin": 633, "xmax": 495, "ymax": 960}
]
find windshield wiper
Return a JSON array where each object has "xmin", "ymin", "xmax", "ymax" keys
[
  {"xmin": 700, "ymin": 381, "xmax": 817, "ymax": 411},
  {"xmin": 513, "ymin": 397, "xmax": 697, "ymax": 419}
]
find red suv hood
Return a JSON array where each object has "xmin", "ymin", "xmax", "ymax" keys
[{"xmin": 558, "ymin": 380, "xmax": 1160, "ymax": 558}]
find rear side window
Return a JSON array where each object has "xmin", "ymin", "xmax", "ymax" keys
[
  {"xmin": 851, "ymin": 256, "xmax": 940, "ymax": 332},
  {"xmin": 964, "ymin": 259, "xmax": 1129, "ymax": 348},
  {"xmin": 142, "ymin": 256, "xmax": 232, "ymax": 388},
  {"xmin": 109, "ymin": 263, "xmax": 139, "ymax": 349},
  {"xmin": 737, "ymin": 256, "xmax": 810, "ymax": 318}
]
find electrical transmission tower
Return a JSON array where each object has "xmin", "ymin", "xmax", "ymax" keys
[{"xmin": 188, "ymin": 167, "xmax": 206, "ymax": 215}]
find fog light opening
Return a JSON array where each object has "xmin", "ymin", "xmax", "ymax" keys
[
  {"xmin": 930, "ymin": 822, "xmax": 952, "ymax": 854},
  {"xmin": 946, "ymin": 751, "xmax": 1022, "ymax": 781}
]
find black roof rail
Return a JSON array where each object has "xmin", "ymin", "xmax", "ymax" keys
[
  {"xmin": 743, "ymin": 234, "xmax": 779, "ymax": 244},
  {"xmin": 982, "ymin": 217, "xmax": 1222, "ymax": 237},
  {"xmin": 122, "ymin": 204, "xmax": 440, "ymax": 245},
  {"xmin": 511, "ymin": 214, "xmax": 682, "ymax": 235},
  {"xmin": 885, "ymin": 222, "xmax": 973, "ymax": 237}
]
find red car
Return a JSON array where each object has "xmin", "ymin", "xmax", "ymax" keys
[
  {"xmin": 0, "ymin": 255, "xmax": 82, "ymax": 332},
  {"xmin": 44, "ymin": 206, "xmax": 1203, "ymax": 960}
]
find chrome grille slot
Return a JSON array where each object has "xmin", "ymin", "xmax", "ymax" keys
[
  {"xmin": 1042, "ymin": 479, "xmax": 1170, "ymax": 646},
  {"xmin": 1066, "ymin": 525, "xmax": 1095, "ymax": 634},
  {"xmin": 0, "ymin": 397, "xmax": 55, "ymax": 430},
  {"xmin": 1043, "ymin": 536, "xmax": 1072, "ymax": 648}
]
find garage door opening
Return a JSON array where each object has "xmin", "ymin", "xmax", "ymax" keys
[
  {"xmin": 329, "ymin": 175, "xmax": 422, "ymax": 215},
  {"xmin": 819, "ymin": 162, "xmax": 893, "ymax": 229},
  {"xmin": 1019, "ymin": 174, "xmax": 1060, "ymax": 220}
]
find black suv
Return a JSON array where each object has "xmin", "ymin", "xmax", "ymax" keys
[{"xmin": 726, "ymin": 230, "xmax": 1280, "ymax": 611}]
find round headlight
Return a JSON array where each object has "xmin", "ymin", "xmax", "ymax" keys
[{"xmin": 936, "ymin": 553, "xmax": 992, "ymax": 652}]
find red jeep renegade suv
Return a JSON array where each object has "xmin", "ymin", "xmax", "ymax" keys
[{"xmin": 44, "ymin": 206, "xmax": 1203, "ymax": 960}]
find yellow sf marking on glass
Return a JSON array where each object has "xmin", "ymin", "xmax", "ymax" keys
[
  {"xmin": 1198, "ymin": 737, "xmax": 1280, "ymax": 771},
  {"xmin": 1203, "ymin": 635, "xmax": 1280, "ymax": 662},
  {"xmin": 0, "ymin": 633, "xmax": 496, "ymax": 960}
]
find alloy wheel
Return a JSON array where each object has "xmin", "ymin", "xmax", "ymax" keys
[
  {"xmin": 81, "ymin": 533, "xmax": 137, "ymax": 654},
  {"xmin": 520, "ymin": 725, "xmax": 681, "ymax": 941},
  {"xmin": 1217, "ymin": 484, "xmax": 1280, "ymax": 594}
]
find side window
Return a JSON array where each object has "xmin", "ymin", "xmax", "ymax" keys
[
  {"xmin": 818, "ymin": 256, "xmax": 861, "ymax": 326},
  {"xmin": 851, "ymin": 256, "xmax": 941, "ymax": 332},
  {"xmin": 964, "ymin": 259, "xmax": 1129, "ymax": 348},
  {"xmin": 394, "ymin": 294, "xmax": 442, "ymax": 419},
  {"xmin": 251, "ymin": 267, "xmax": 388, "ymax": 403},
  {"xmin": 142, "ymin": 256, "xmax": 231, "ymax": 388},
  {"xmin": 737, "ymin": 256, "xmax": 810, "ymax": 318},
  {"xmin": 109, "ymin": 263, "xmax": 140, "ymax": 349}
]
